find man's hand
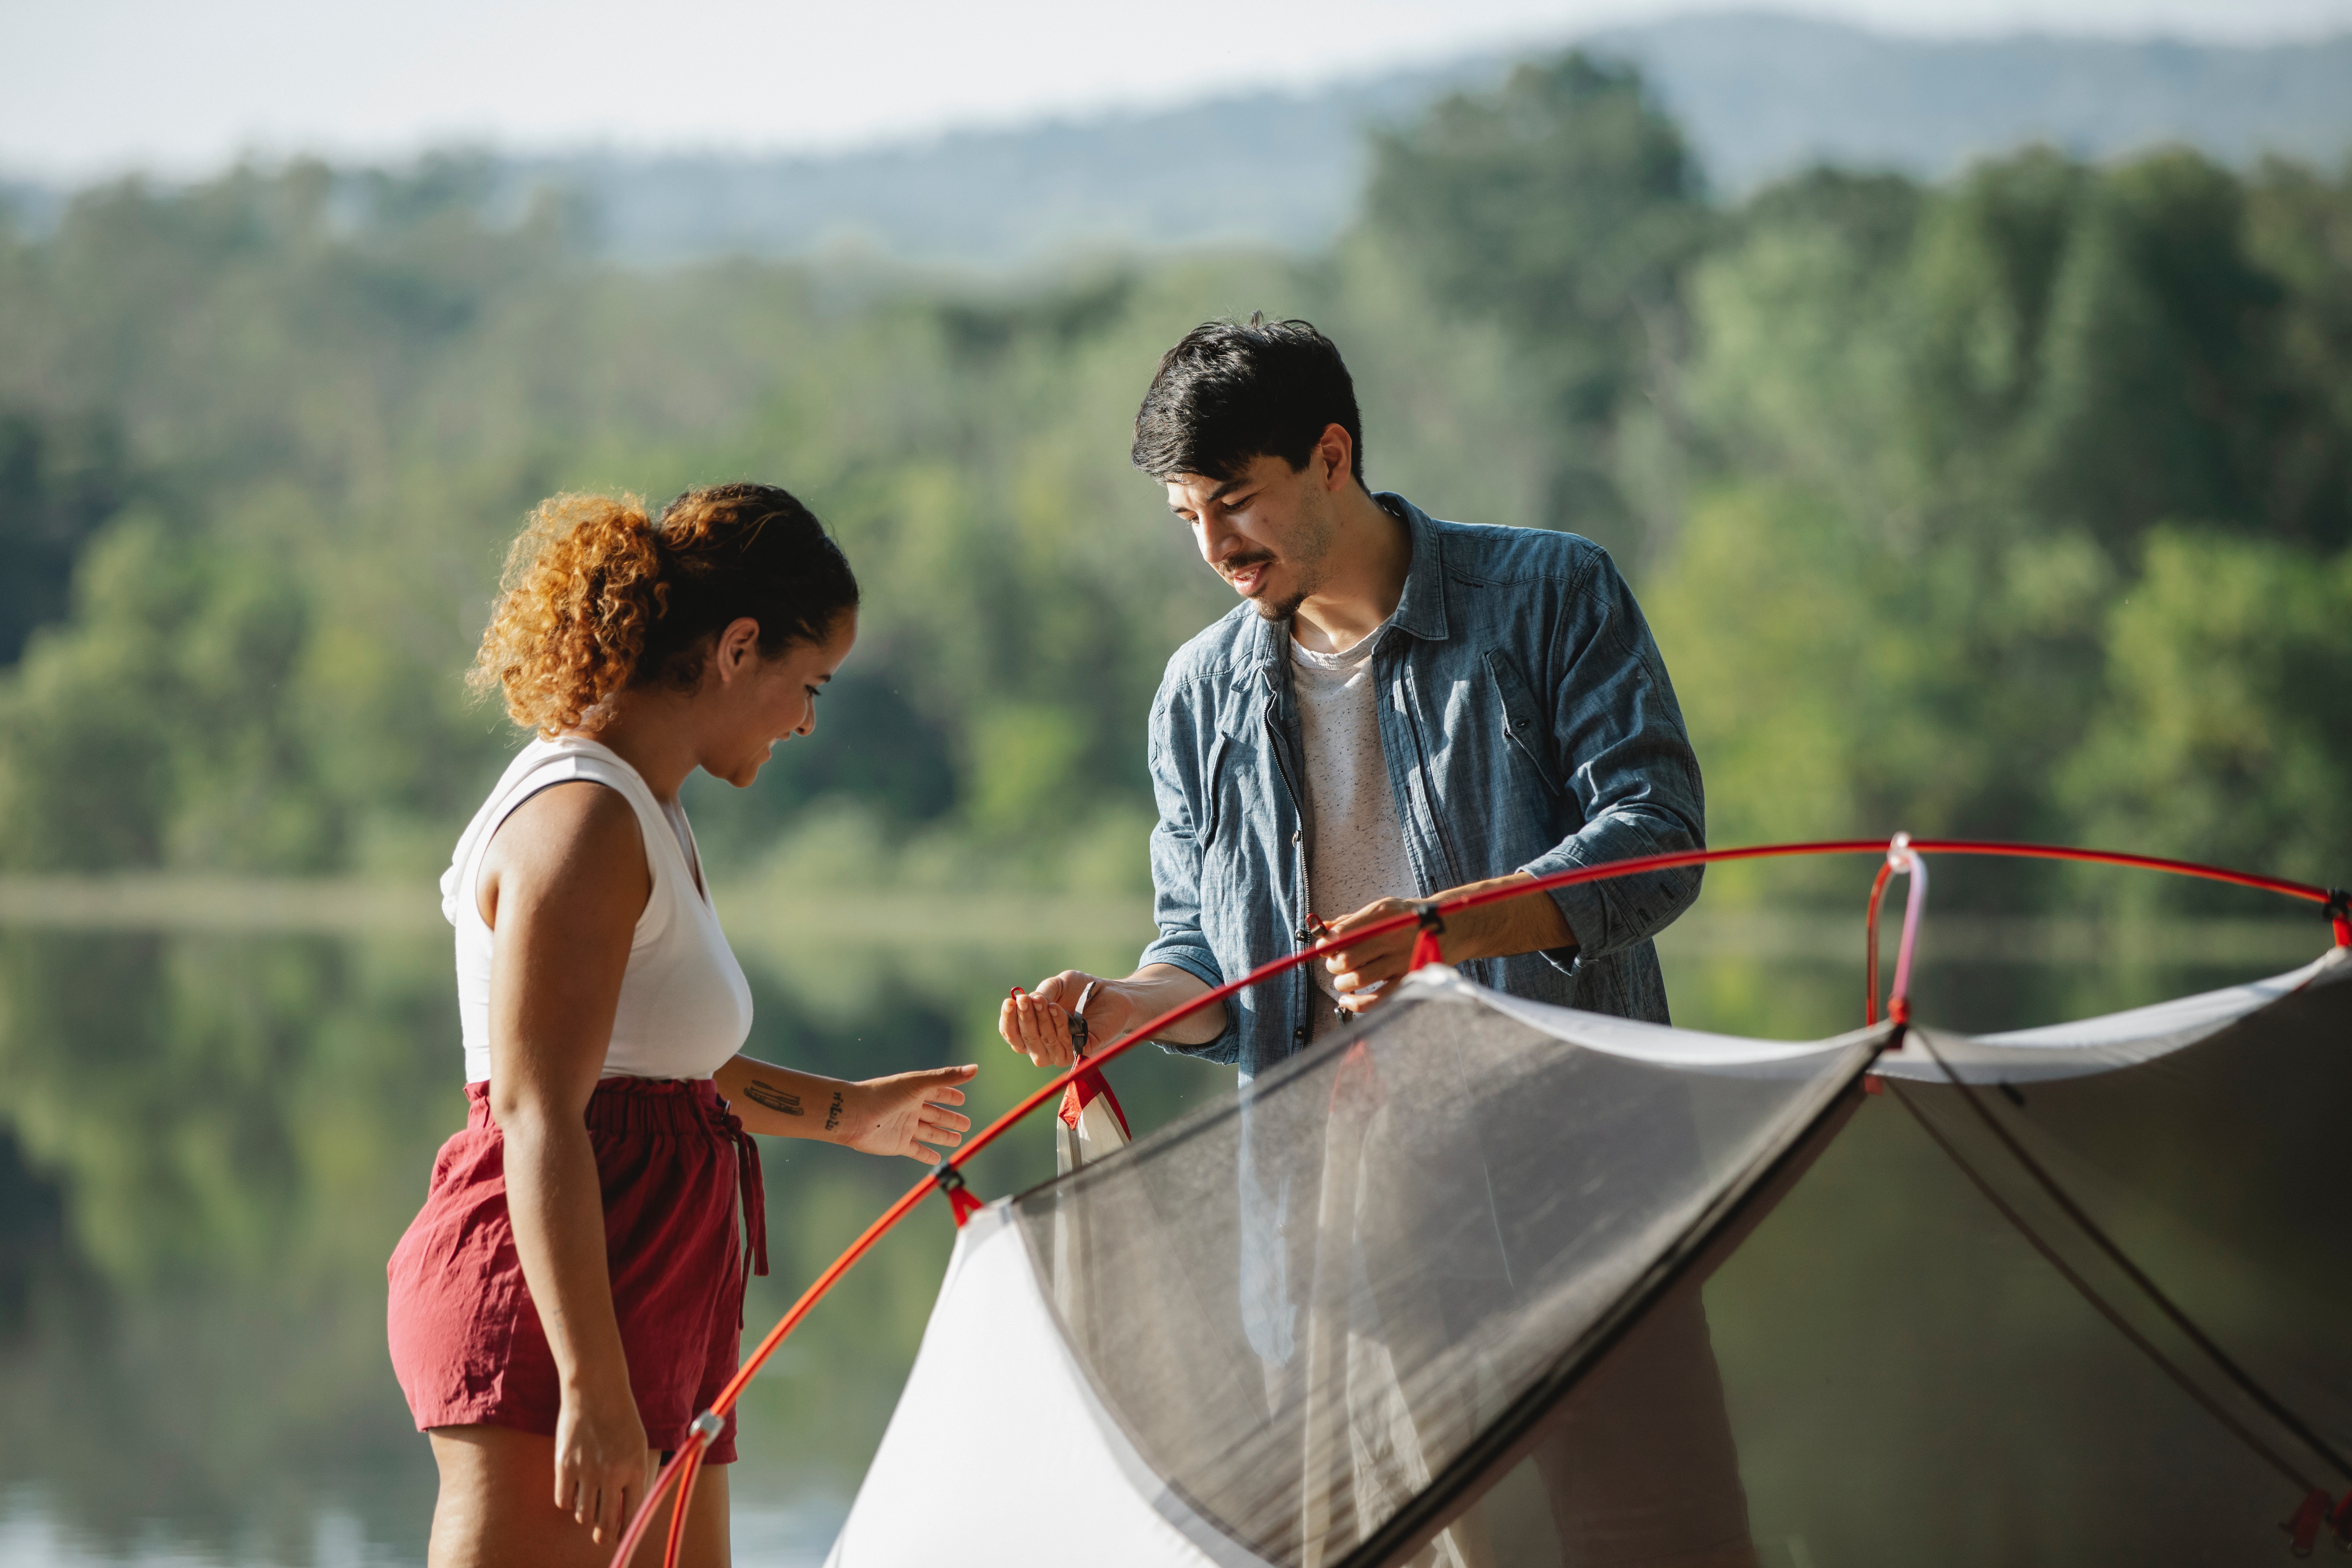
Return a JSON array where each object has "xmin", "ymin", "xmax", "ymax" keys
[
  {"xmin": 1000, "ymin": 972, "xmax": 1125, "ymax": 1070},
  {"xmin": 998, "ymin": 963, "xmax": 1227, "ymax": 1068},
  {"xmin": 835, "ymin": 1065, "xmax": 977, "ymax": 1164},
  {"xmin": 1322, "ymin": 874, "xmax": 1575, "ymax": 1016}
]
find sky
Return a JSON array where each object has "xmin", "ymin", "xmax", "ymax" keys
[{"xmin": 6, "ymin": 0, "xmax": 2352, "ymax": 181}]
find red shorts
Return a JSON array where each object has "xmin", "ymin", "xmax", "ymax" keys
[{"xmin": 386, "ymin": 1077, "xmax": 766, "ymax": 1462}]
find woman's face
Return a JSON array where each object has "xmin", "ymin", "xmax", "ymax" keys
[{"xmin": 701, "ymin": 609, "xmax": 858, "ymax": 788}]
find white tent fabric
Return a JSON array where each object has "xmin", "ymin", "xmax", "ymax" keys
[
  {"xmin": 825, "ymin": 1200, "xmax": 1273, "ymax": 1568},
  {"xmin": 1436, "ymin": 968, "xmax": 1885, "ymax": 1075},
  {"xmin": 1877, "ymin": 946, "xmax": 2347, "ymax": 1082}
]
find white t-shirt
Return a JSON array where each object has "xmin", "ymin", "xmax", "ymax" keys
[{"xmin": 1292, "ymin": 627, "xmax": 1418, "ymax": 1038}]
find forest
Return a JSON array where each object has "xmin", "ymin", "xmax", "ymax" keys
[{"xmin": 3, "ymin": 52, "xmax": 2350, "ymax": 913}]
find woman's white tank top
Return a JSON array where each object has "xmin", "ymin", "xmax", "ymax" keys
[{"xmin": 442, "ymin": 736, "xmax": 754, "ymax": 1084}]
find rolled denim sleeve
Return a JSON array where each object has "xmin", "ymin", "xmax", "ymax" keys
[
  {"xmin": 1138, "ymin": 692, "xmax": 1240, "ymax": 1061},
  {"xmin": 1517, "ymin": 552, "xmax": 1707, "ymax": 968}
]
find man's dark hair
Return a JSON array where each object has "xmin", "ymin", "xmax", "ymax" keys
[{"xmin": 1131, "ymin": 315, "xmax": 1365, "ymax": 484}]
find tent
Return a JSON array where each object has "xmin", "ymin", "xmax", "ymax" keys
[{"xmin": 827, "ymin": 948, "xmax": 2352, "ymax": 1567}]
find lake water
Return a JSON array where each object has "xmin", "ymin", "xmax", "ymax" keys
[{"xmin": 0, "ymin": 885, "xmax": 2328, "ymax": 1567}]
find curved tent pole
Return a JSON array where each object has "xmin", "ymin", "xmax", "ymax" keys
[
  {"xmin": 608, "ymin": 836, "xmax": 2344, "ymax": 1568},
  {"xmin": 1864, "ymin": 831, "xmax": 1931, "ymax": 1025}
]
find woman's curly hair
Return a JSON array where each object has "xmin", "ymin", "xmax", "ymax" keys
[{"xmin": 470, "ymin": 483, "xmax": 860, "ymax": 736}]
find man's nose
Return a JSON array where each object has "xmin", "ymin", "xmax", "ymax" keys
[{"xmin": 1196, "ymin": 510, "xmax": 1238, "ymax": 562}]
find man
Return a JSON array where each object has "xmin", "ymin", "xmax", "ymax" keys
[
  {"xmin": 1000, "ymin": 317, "xmax": 1750, "ymax": 1567},
  {"xmin": 1000, "ymin": 315, "xmax": 1703, "ymax": 1078}
]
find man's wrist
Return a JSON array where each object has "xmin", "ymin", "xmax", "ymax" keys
[{"xmin": 1438, "ymin": 875, "xmax": 1573, "ymax": 964}]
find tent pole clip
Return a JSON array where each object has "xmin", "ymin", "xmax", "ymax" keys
[
  {"xmin": 932, "ymin": 1162, "xmax": 983, "ymax": 1226},
  {"xmin": 2325, "ymin": 889, "xmax": 2349, "ymax": 949}
]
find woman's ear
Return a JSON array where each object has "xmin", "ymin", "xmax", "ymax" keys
[{"xmin": 714, "ymin": 616, "xmax": 763, "ymax": 684}]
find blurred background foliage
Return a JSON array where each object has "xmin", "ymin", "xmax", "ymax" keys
[{"xmin": 2, "ymin": 52, "xmax": 2349, "ymax": 911}]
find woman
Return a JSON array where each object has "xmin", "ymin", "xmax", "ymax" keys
[{"xmin": 388, "ymin": 483, "xmax": 976, "ymax": 1567}]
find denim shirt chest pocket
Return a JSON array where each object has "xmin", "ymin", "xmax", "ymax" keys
[
  {"xmin": 1483, "ymin": 648, "xmax": 1567, "ymax": 800},
  {"xmin": 1200, "ymin": 685, "xmax": 1298, "ymax": 918}
]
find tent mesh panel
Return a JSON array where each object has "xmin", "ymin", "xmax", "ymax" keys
[{"xmin": 1011, "ymin": 980, "xmax": 1874, "ymax": 1567}]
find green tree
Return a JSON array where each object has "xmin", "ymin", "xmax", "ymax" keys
[
  {"xmin": 2062, "ymin": 529, "xmax": 2352, "ymax": 893},
  {"xmin": 1364, "ymin": 52, "xmax": 1712, "ymax": 560}
]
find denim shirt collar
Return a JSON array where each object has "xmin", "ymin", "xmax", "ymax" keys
[
  {"xmin": 1382, "ymin": 492, "xmax": 1451, "ymax": 644},
  {"xmin": 1231, "ymin": 491, "xmax": 1448, "ymax": 687}
]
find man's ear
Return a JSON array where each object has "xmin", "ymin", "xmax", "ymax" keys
[{"xmin": 1316, "ymin": 423, "xmax": 1355, "ymax": 490}]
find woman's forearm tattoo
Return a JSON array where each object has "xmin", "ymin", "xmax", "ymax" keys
[
  {"xmin": 824, "ymin": 1091, "xmax": 844, "ymax": 1132},
  {"xmin": 744, "ymin": 1080, "xmax": 803, "ymax": 1115}
]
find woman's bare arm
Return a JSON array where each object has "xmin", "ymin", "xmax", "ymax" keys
[
  {"xmin": 479, "ymin": 780, "xmax": 652, "ymax": 1548},
  {"xmin": 713, "ymin": 1055, "xmax": 976, "ymax": 1161}
]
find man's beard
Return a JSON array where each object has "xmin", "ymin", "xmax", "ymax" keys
[
  {"xmin": 1229, "ymin": 507, "xmax": 1333, "ymax": 622},
  {"xmin": 1253, "ymin": 586, "xmax": 1309, "ymax": 622}
]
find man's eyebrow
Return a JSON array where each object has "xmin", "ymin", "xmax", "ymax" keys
[{"xmin": 1167, "ymin": 475, "xmax": 1252, "ymax": 516}]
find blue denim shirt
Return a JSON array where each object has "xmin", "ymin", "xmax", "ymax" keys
[{"xmin": 1139, "ymin": 494, "xmax": 1706, "ymax": 1077}]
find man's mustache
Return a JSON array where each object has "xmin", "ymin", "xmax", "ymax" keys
[{"xmin": 1217, "ymin": 552, "xmax": 1277, "ymax": 580}]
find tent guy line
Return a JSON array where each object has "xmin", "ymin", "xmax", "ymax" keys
[
  {"xmin": 1907, "ymin": 1024, "xmax": 2352, "ymax": 1488},
  {"xmin": 1885, "ymin": 1073, "xmax": 2346, "ymax": 1553},
  {"xmin": 607, "ymin": 833, "xmax": 2349, "ymax": 1568}
]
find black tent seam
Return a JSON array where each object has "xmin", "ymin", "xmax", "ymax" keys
[
  {"xmin": 1332, "ymin": 1030, "xmax": 1886, "ymax": 1568},
  {"xmin": 1910, "ymin": 1028, "xmax": 2352, "ymax": 1483},
  {"xmin": 1888, "ymin": 1077, "xmax": 2320, "ymax": 1494}
]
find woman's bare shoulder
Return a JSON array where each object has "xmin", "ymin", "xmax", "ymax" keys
[{"xmin": 481, "ymin": 780, "xmax": 651, "ymax": 927}]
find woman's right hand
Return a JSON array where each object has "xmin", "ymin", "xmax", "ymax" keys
[
  {"xmin": 553, "ymin": 1375, "xmax": 651, "ymax": 1547},
  {"xmin": 1000, "ymin": 971, "xmax": 1130, "ymax": 1070}
]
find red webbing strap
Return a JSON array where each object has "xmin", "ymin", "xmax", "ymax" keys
[
  {"xmin": 1406, "ymin": 901, "xmax": 1446, "ymax": 971},
  {"xmin": 2328, "ymin": 890, "xmax": 2350, "ymax": 950},
  {"xmin": 1058, "ymin": 1063, "xmax": 1132, "ymax": 1139},
  {"xmin": 2287, "ymin": 1486, "xmax": 2330, "ymax": 1555}
]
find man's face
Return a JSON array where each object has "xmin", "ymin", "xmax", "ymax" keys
[{"xmin": 1163, "ymin": 449, "xmax": 1338, "ymax": 622}]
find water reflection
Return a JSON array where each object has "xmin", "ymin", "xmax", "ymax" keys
[{"xmin": 0, "ymin": 906, "xmax": 2325, "ymax": 1566}]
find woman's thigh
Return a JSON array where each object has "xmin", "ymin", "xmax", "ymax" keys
[{"xmin": 428, "ymin": 1425, "xmax": 731, "ymax": 1568}]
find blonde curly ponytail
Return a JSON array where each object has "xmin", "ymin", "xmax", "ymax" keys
[{"xmin": 470, "ymin": 483, "xmax": 858, "ymax": 736}]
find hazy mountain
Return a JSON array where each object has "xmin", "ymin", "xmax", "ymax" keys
[
  {"xmin": 10, "ymin": 13, "xmax": 2351, "ymax": 268},
  {"xmin": 522, "ymin": 13, "xmax": 2352, "ymax": 267},
  {"xmin": 1611, "ymin": 12, "xmax": 2352, "ymax": 187}
]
